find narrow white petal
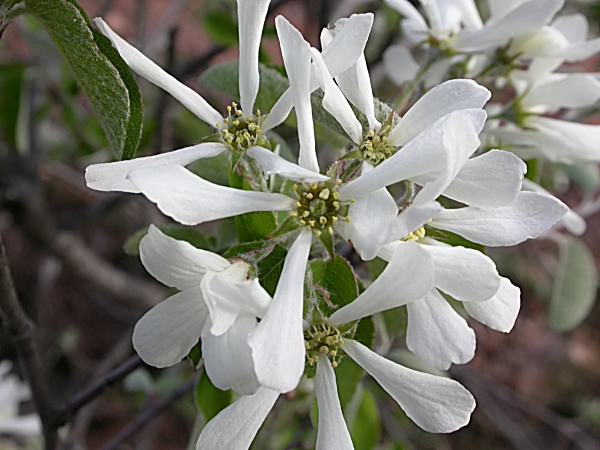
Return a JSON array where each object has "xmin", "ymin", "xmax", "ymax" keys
[
  {"xmin": 464, "ymin": 277, "xmax": 521, "ymax": 332},
  {"xmin": 315, "ymin": 358, "xmax": 354, "ymax": 450},
  {"xmin": 444, "ymin": 150, "xmax": 526, "ymax": 208},
  {"xmin": 276, "ymin": 17, "xmax": 318, "ymax": 172},
  {"xmin": 343, "ymin": 340, "xmax": 475, "ymax": 433},
  {"xmin": 529, "ymin": 116, "xmax": 600, "ymax": 162},
  {"xmin": 0, "ymin": 415, "xmax": 42, "ymax": 436},
  {"xmin": 337, "ymin": 163, "xmax": 398, "ymax": 260},
  {"xmin": 140, "ymin": 225, "xmax": 229, "ymax": 290},
  {"xmin": 329, "ymin": 241, "xmax": 434, "ymax": 325},
  {"xmin": 320, "ymin": 13, "xmax": 374, "ymax": 78},
  {"xmin": 389, "ymin": 79, "xmax": 490, "ymax": 147},
  {"xmin": 247, "ymin": 146, "xmax": 328, "ymax": 182},
  {"xmin": 202, "ymin": 316, "xmax": 260, "ymax": 395},
  {"xmin": 85, "ymin": 143, "xmax": 228, "ymax": 193},
  {"xmin": 195, "ymin": 387, "xmax": 279, "ymax": 450},
  {"xmin": 424, "ymin": 245, "xmax": 501, "ymax": 302},
  {"xmin": 237, "ymin": 0, "xmax": 270, "ymax": 114},
  {"xmin": 248, "ymin": 229, "xmax": 312, "ymax": 393},
  {"xmin": 132, "ymin": 287, "xmax": 207, "ymax": 368},
  {"xmin": 94, "ymin": 18, "xmax": 222, "ymax": 127},
  {"xmin": 432, "ymin": 192, "xmax": 568, "ymax": 246},
  {"xmin": 387, "ymin": 202, "xmax": 443, "ymax": 242},
  {"xmin": 406, "ymin": 291, "xmax": 476, "ymax": 370},
  {"xmin": 310, "ymin": 48, "xmax": 363, "ymax": 144},
  {"xmin": 335, "ymin": 53, "xmax": 380, "ymax": 131},
  {"xmin": 263, "ymin": 13, "xmax": 374, "ymax": 131},
  {"xmin": 128, "ymin": 165, "xmax": 295, "ymax": 225},
  {"xmin": 523, "ymin": 74, "xmax": 600, "ymax": 110}
]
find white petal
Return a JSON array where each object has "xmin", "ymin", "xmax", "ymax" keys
[
  {"xmin": 127, "ymin": 165, "xmax": 295, "ymax": 225},
  {"xmin": 521, "ymin": 178, "xmax": 586, "ymax": 235},
  {"xmin": 383, "ymin": 45, "xmax": 421, "ymax": 86},
  {"xmin": 85, "ymin": 143, "xmax": 228, "ymax": 193},
  {"xmin": 195, "ymin": 387, "xmax": 279, "ymax": 450},
  {"xmin": 337, "ymin": 163, "xmax": 398, "ymax": 260},
  {"xmin": 389, "ymin": 79, "xmax": 490, "ymax": 147},
  {"xmin": 201, "ymin": 264, "xmax": 272, "ymax": 336},
  {"xmin": 443, "ymin": 150, "xmax": 526, "ymax": 208},
  {"xmin": 320, "ymin": 13, "xmax": 374, "ymax": 79},
  {"xmin": 384, "ymin": 0, "xmax": 429, "ymax": 44},
  {"xmin": 522, "ymin": 74, "xmax": 600, "ymax": 110},
  {"xmin": 529, "ymin": 116, "xmax": 600, "ymax": 162},
  {"xmin": 411, "ymin": 110, "xmax": 484, "ymax": 206},
  {"xmin": 93, "ymin": 18, "xmax": 222, "ymax": 127},
  {"xmin": 237, "ymin": 0, "xmax": 270, "ymax": 114},
  {"xmin": 247, "ymin": 146, "xmax": 328, "ymax": 182},
  {"xmin": 248, "ymin": 229, "xmax": 312, "ymax": 393},
  {"xmin": 388, "ymin": 202, "xmax": 443, "ymax": 242},
  {"xmin": 202, "ymin": 316, "xmax": 260, "ymax": 395},
  {"xmin": 406, "ymin": 290, "xmax": 476, "ymax": 370},
  {"xmin": 132, "ymin": 287, "xmax": 207, "ymax": 368},
  {"xmin": 432, "ymin": 191, "xmax": 568, "ymax": 246},
  {"xmin": 329, "ymin": 241, "xmax": 434, "ymax": 325},
  {"xmin": 276, "ymin": 17, "xmax": 318, "ymax": 173},
  {"xmin": 315, "ymin": 358, "xmax": 354, "ymax": 450},
  {"xmin": 464, "ymin": 277, "xmax": 521, "ymax": 332},
  {"xmin": 424, "ymin": 245, "xmax": 501, "ymax": 302},
  {"xmin": 343, "ymin": 339, "xmax": 476, "ymax": 433},
  {"xmin": 263, "ymin": 13, "xmax": 374, "ymax": 131},
  {"xmin": 335, "ymin": 53, "xmax": 380, "ymax": 131},
  {"xmin": 0, "ymin": 415, "xmax": 42, "ymax": 436},
  {"xmin": 456, "ymin": 0, "xmax": 564, "ymax": 52},
  {"xmin": 139, "ymin": 225, "xmax": 229, "ymax": 290},
  {"xmin": 310, "ymin": 48, "xmax": 363, "ymax": 144}
]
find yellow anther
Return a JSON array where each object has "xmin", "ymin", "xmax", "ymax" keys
[
  {"xmin": 328, "ymin": 227, "xmax": 334, "ymax": 235},
  {"xmin": 319, "ymin": 188, "xmax": 330, "ymax": 200},
  {"xmin": 302, "ymin": 211, "xmax": 310, "ymax": 218},
  {"xmin": 319, "ymin": 216, "xmax": 327, "ymax": 225}
]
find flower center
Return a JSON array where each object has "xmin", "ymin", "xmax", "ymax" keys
[
  {"xmin": 292, "ymin": 181, "xmax": 348, "ymax": 236},
  {"xmin": 359, "ymin": 127, "xmax": 394, "ymax": 166},
  {"xmin": 218, "ymin": 102, "xmax": 264, "ymax": 152},
  {"xmin": 402, "ymin": 225, "xmax": 426, "ymax": 242},
  {"xmin": 304, "ymin": 323, "xmax": 344, "ymax": 368}
]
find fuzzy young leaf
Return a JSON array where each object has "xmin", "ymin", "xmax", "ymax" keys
[
  {"xmin": 550, "ymin": 236, "xmax": 598, "ymax": 332},
  {"xmin": 25, "ymin": 0, "xmax": 142, "ymax": 158}
]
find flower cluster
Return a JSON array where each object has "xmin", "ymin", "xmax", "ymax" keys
[{"xmin": 80, "ymin": 0, "xmax": 598, "ymax": 447}]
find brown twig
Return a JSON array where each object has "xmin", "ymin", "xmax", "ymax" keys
[{"xmin": 0, "ymin": 232, "xmax": 60, "ymax": 449}]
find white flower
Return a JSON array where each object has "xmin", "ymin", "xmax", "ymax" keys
[
  {"xmin": 194, "ymin": 242, "xmax": 475, "ymax": 449},
  {"xmin": 367, "ymin": 189, "xmax": 567, "ymax": 369},
  {"xmin": 85, "ymin": 8, "xmax": 374, "ymax": 196},
  {"xmin": 0, "ymin": 361, "xmax": 41, "ymax": 438},
  {"xmin": 132, "ymin": 226, "xmax": 271, "ymax": 395},
  {"xmin": 383, "ymin": 0, "xmax": 564, "ymax": 86},
  {"xmin": 487, "ymin": 68, "xmax": 600, "ymax": 164}
]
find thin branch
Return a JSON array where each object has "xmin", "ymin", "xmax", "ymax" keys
[
  {"xmin": 101, "ymin": 376, "xmax": 198, "ymax": 450},
  {"xmin": 58, "ymin": 355, "xmax": 143, "ymax": 421},
  {"xmin": 0, "ymin": 232, "xmax": 60, "ymax": 449}
]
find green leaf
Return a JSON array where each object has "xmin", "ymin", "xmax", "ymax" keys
[
  {"xmin": 0, "ymin": 64, "xmax": 24, "ymax": 148},
  {"xmin": 91, "ymin": 28, "xmax": 143, "ymax": 160},
  {"xmin": 202, "ymin": 11, "xmax": 239, "ymax": 46},
  {"xmin": 349, "ymin": 389, "xmax": 381, "ymax": 450},
  {"xmin": 549, "ymin": 236, "xmax": 598, "ymax": 332},
  {"xmin": 310, "ymin": 256, "xmax": 359, "ymax": 317},
  {"xmin": 187, "ymin": 341, "xmax": 202, "ymax": 368},
  {"xmin": 200, "ymin": 61, "xmax": 289, "ymax": 114},
  {"xmin": 25, "ymin": 0, "xmax": 142, "ymax": 158},
  {"xmin": 229, "ymin": 165, "xmax": 277, "ymax": 242},
  {"xmin": 336, "ymin": 356, "xmax": 364, "ymax": 412},
  {"xmin": 194, "ymin": 371, "xmax": 231, "ymax": 422}
]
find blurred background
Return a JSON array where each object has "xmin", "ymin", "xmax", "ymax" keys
[{"xmin": 0, "ymin": 0, "xmax": 599, "ymax": 448}]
